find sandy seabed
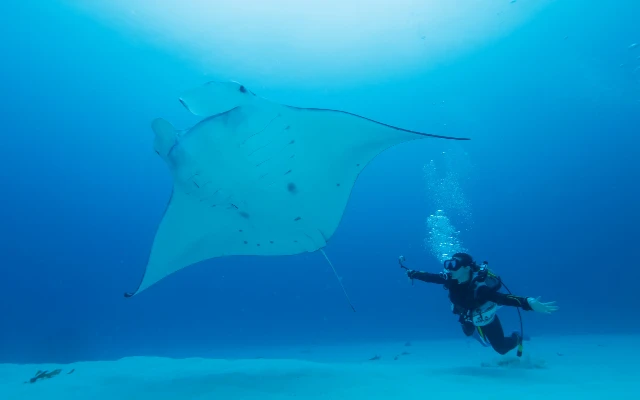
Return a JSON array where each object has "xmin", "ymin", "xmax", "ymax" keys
[{"xmin": 1, "ymin": 334, "xmax": 637, "ymax": 400}]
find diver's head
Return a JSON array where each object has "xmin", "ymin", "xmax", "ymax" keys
[{"xmin": 444, "ymin": 253, "xmax": 475, "ymax": 283}]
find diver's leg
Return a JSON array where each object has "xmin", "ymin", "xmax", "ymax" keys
[
  {"xmin": 461, "ymin": 321, "xmax": 475, "ymax": 336},
  {"xmin": 482, "ymin": 315, "xmax": 519, "ymax": 355},
  {"xmin": 472, "ymin": 326, "xmax": 490, "ymax": 347},
  {"xmin": 461, "ymin": 319, "xmax": 490, "ymax": 347}
]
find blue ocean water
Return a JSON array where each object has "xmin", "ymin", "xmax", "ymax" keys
[{"xmin": 0, "ymin": 0, "xmax": 638, "ymax": 366}]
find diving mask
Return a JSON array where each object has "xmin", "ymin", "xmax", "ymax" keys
[{"xmin": 443, "ymin": 257, "xmax": 466, "ymax": 271}]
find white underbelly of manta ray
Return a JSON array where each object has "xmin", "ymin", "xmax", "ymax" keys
[{"xmin": 125, "ymin": 80, "xmax": 471, "ymax": 308}]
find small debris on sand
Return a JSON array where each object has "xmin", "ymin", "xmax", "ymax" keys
[{"xmin": 25, "ymin": 369, "xmax": 70, "ymax": 384}]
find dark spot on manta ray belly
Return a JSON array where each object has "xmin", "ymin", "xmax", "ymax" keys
[
  {"xmin": 239, "ymin": 211, "xmax": 250, "ymax": 219},
  {"xmin": 239, "ymin": 85, "xmax": 247, "ymax": 93},
  {"xmin": 287, "ymin": 183, "xmax": 297, "ymax": 193},
  {"xmin": 294, "ymin": 216, "xmax": 301, "ymax": 221}
]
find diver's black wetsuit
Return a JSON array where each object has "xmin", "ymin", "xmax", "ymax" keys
[{"xmin": 409, "ymin": 271, "xmax": 533, "ymax": 355}]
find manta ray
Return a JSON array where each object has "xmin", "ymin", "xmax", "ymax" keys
[{"xmin": 125, "ymin": 81, "xmax": 470, "ymax": 309}]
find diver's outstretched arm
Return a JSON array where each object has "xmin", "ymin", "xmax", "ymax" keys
[
  {"xmin": 481, "ymin": 289, "xmax": 533, "ymax": 310},
  {"xmin": 480, "ymin": 288, "xmax": 559, "ymax": 313},
  {"xmin": 398, "ymin": 256, "xmax": 447, "ymax": 285},
  {"xmin": 407, "ymin": 270, "xmax": 447, "ymax": 285}
]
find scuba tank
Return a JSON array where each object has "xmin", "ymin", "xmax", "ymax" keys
[{"xmin": 481, "ymin": 261, "xmax": 524, "ymax": 357}]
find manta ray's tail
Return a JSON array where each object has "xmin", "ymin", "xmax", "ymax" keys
[{"xmin": 320, "ymin": 249, "xmax": 356, "ymax": 312}]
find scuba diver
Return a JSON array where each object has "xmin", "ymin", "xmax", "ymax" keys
[{"xmin": 400, "ymin": 252, "xmax": 558, "ymax": 356}]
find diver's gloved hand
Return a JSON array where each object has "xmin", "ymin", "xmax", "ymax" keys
[
  {"xmin": 406, "ymin": 270, "xmax": 418, "ymax": 279},
  {"xmin": 527, "ymin": 297, "xmax": 559, "ymax": 314}
]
